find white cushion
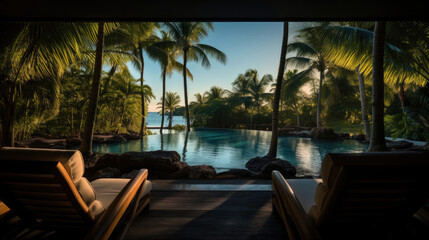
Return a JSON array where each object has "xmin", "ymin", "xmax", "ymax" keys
[
  {"xmin": 90, "ymin": 178, "xmax": 152, "ymax": 209},
  {"xmin": 286, "ymin": 178, "xmax": 322, "ymax": 213}
]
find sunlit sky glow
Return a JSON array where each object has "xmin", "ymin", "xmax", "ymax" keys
[{"xmin": 126, "ymin": 22, "xmax": 312, "ymax": 112}]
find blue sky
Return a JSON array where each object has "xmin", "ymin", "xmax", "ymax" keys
[{"xmin": 128, "ymin": 22, "xmax": 311, "ymax": 112}]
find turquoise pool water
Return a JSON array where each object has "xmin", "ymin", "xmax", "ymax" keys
[{"xmin": 93, "ymin": 128, "xmax": 367, "ymax": 176}]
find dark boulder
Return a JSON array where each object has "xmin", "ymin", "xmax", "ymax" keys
[
  {"xmin": 119, "ymin": 151, "xmax": 182, "ymax": 173},
  {"xmin": 66, "ymin": 136, "xmax": 81, "ymax": 148},
  {"xmin": 28, "ymin": 138, "xmax": 66, "ymax": 149},
  {"xmin": 310, "ymin": 127, "xmax": 338, "ymax": 140},
  {"xmin": 336, "ymin": 132, "xmax": 350, "ymax": 140},
  {"xmin": 351, "ymin": 134, "xmax": 366, "ymax": 141},
  {"xmin": 245, "ymin": 156, "xmax": 296, "ymax": 179},
  {"xmin": 387, "ymin": 140, "xmax": 413, "ymax": 149},
  {"xmin": 120, "ymin": 133, "xmax": 140, "ymax": 140},
  {"xmin": 172, "ymin": 165, "xmax": 216, "ymax": 179}
]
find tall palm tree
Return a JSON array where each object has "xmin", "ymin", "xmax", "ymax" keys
[
  {"xmin": 158, "ymin": 92, "xmax": 181, "ymax": 129},
  {"xmin": 368, "ymin": 22, "xmax": 387, "ymax": 152},
  {"xmin": 267, "ymin": 22, "xmax": 289, "ymax": 158},
  {"xmin": 110, "ymin": 22, "xmax": 161, "ymax": 137},
  {"xmin": 164, "ymin": 22, "xmax": 227, "ymax": 131},
  {"xmin": 80, "ymin": 22, "xmax": 106, "ymax": 155},
  {"xmin": 152, "ymin": 31, "xmax": 193, "ymax": 134},
  {"xmin": 80, "ymin": 23, "xmax": 130, "ymax": 154},
  {"xmin": 286, "ymin": 28, "xmax": 332, "ymax": 128}
]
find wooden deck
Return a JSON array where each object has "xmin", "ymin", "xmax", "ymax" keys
[{"xmin": 125, "ymin": 180, "xmax": 287, "ymax": 240}]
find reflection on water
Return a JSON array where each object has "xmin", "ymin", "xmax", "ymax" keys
[{"xmin": 92, "ymin": 128, "xmax": 367, "ymax": 175}]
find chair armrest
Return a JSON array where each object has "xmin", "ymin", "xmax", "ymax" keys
[
  {"xmin": 85, "ymin": 169, "xmax": 148, "ymax": 240},
  {"xmin": 272, "ymin": 170, "xmax": 320, "ymax": 240}
]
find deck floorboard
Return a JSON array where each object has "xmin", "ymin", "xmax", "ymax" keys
[{"xmin": 125, "ymin": 181, "xmax": 287, "ymax": 240}]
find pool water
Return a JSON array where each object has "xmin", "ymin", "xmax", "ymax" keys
[{"xmin": 93, "ymin": 128, "xmax": 367, "ymax": 176}]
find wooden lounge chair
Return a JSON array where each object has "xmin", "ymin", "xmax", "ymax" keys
[
  {"xmin": 0, "ymin": 147, "xmax": 151, "ymax": 240},
  {"xmin": 272, "ymin": 151, "xmax": 429, "ymax": 240}
]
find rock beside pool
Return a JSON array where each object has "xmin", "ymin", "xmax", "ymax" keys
[
  {"xmin": 386, "ymin": 140, "xmax": 413, "ymax": 149},
  {"xmin": 246, "ymin": 156, "xmax": 296, "ymax": 178},
  {"xmin": 172, "ymin": 165, "xmax": 216, "ymax": 179},
  {"xmin": 27, "ymin": 138, "xmax": 66, "ymax": 149},
  {"xmin": 310, "ymin": 127, "xmax": 338, "ymax": 140},
  {"xmin": 85, "ymin": 150, "xmax": 189, "ymax": 181},
  {"xmin": 278, "ymin": 126, "xmax": 311, "ymax": 137}
]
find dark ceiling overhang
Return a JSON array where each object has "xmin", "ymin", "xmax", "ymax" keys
[{"xmin": 0, "ymin": 0, "xmax": 427, "ymax": 21}]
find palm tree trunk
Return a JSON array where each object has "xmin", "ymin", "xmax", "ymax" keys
[
  {"xmin": 267, "ymin": 22, "xmax": 288, "ymax": 158},
  {"xmin": 1, "ymin": 83, "xmax": 16, "ymax": 147},
  {"xmin": 168, "ymin": 111, "xmax": 173, "ymax": 129},
  {"xmin": 292, "ymin": 96, "xmax": 300, "ymax": 127},
  {"xmin": 79, "ymin": 22, "xmax": 105, "ymax": 155},
  {"xmin": 116, "ymin": 97, "xmax": 127, "ymax": 133},
  {"xmin": 139, "ymin": 50, "xmax": 146, "ymax": 137},
  {"xmin": 183, "ymin": 49, "xmax": 191, "ymax": 132},
  {"xmin": 316, "ymin": 70, "xmax": 324, "ymax": 128},
  {"xmin": 160, "ymin": 67, "xmax": 167, "ymax": 134},
  {"xmin": 367, "ymin": 21, "xmax": 387, "ymax": 152},
  {"xmin": 356, "ymin": 66, "xmax": 370, "ymax": 141},
  {"xmin": 398, "ymin": 83, "xmax": 408, "ymax": 111}
]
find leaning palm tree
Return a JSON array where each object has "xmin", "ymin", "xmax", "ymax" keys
[
  {"xmin": 80, "ymin": 22, "xmax": 107, "ymax": 155},
  {"xmin": 158, "ymin": 92, "xmax": 181, "ymax": 129},
  {"xmin": 267, "ymin": 21, "xmax": 289, "ymax": 158},
  {"xmin": 164, "ymin": 22, "xmax": 227, "ymax": 131}
]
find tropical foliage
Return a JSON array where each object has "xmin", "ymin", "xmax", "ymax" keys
[{"xmin": 1, "ymin": 21, "xmax": 428, "ymax": 150}]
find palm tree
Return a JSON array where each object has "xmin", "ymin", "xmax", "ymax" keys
[
  {"xmin": 158, "ymin": 92, "xmax": 181, "ymax": 129},
  {"xmin": 191, "ymin": 93, "xmax": 208, "ymax": 106},
  {"xmin": 205, "ymin": 86, "xmax": 228, "ymax": 100},
  {"xmin": 0, "ymin": 22, "xmax": 103, "ymax": 147},
  {"xmin": 164, "ymin": 22, "xmax": 227, "ymax": 131},
  {"xmin": 308, "ymin": 22, "xmax": 428, "ymax": 140},
  {"xmin": 246, "ymin": 69, "xmax": 273, "ymax": 115},
  {"xmin": 267, "ymin": 22, "xmax": 289, "ymax": 158},
  {"xmin": 286, "ymin": 28, "xmax": 332, "ymax": 128},
  {"xmin": 152, "ymin": 31, "xmax": 193, "ymax": 134},
  {"xmin": 280, "ymin": 69, "xmax": 311, "ymax": 127},
  {"xmin": 80, "ymin": 22, "xmax": 106, "ymax": 155},
  {"xmin": 231, "ymin": 73, "xmax": 252, "ymax": 110},
  {"xmin": 368, "ymin": 22, "xmax": 387, "ymax": 151},
  {"xmin": 111, "ymin": 68, "xmax": 154, "ymax": 133},
  {"xmin": 110, "ymin": 22, "xmax": 161, "ymax": 137}
]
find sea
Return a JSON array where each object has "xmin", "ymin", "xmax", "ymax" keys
[{"xmin": 146, "ymin": 112, "xmax": 186, "ymax": 127}]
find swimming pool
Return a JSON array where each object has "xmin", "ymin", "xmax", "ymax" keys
[{"xmin": 93, "ymin": 128, "xmax": 367, "ymax": 176}]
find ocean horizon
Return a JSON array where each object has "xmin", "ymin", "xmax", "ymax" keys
[{"xmin": 146, "ymin": 112, "xmax": 186, "ymax": 127}]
